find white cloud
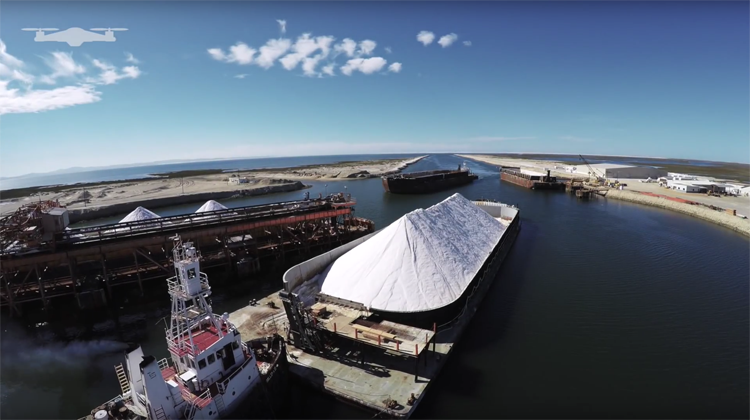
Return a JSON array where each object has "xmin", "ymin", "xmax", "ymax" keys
[
  {"xmin": 438, "ymin": 33, "xmax": 458, "ymax": 48},
  {"xmin": 235, "ymin": 74, "xmax": 249, "ymax": 79},
  {"xmin": 341, "ymin": 57, "xmax": 387, "ymax": 76},
  {"xmin": 463, "ymin": 41, "xmax": 472, "ymax": 47},
  {"xmin": 357, "ymin": 40, "xmax": 376, "ymax": 56},
  {"xmin": 0, "ymin": 40, "xmax": 142, "ymax": 115},
  {"xmin": 89, "ymin": 59, "xmax": 141, "ymax": 85},
  {"xmin": 125, "ymin": 52, "xmax": 140, "ymax": 64},
  {"xmin": 0, "ymin": 80, "xmax": 101, "ymax": 115},
  {"xmin": 385, "ymin": 47, "xmax": 392, "ymax": 54},
  {"xmin": 207, "ymin": 43, "xmax": 256, "ymax": 65},
  {"xmin": 417, "ymin": 31, "xmax": 435, "ymax": 46},
  {"xmin": 277, "ymin": 19, "xmax": 287, "ymax": 34},
  {"xmin": 280, "ymin": 34, "xmax": 335, "ymax": 76},
  {"xmin": 40, "ymin": 52, "xmax": 86, "ymax": 84},
  {"xmin": 0, "ymin": 40, "xmax": 23, "ymax": 68},
  {"xmin": 209, "ymin": 21, "xmax": 402, "ymax": 79},
  {"xmin": 388, "ymin": 62, "xmax": 402, "ymax": 73},
  {"xmin": 321, "ymin": 64, "xmax": 335, "ymax": 76},
  {"xmin": 208, "ymin": 48, "xmax": 226, "ymax": 61},
  {"xmin": 255, "ymin": 38, "xmax": 292, "ymax": 69},
  {"xmin": 334, "ymin": 38, "xmax": 357, "ymax": 57}
]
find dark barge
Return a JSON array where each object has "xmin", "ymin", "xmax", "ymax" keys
[
  {"xmin": 500, "ymin": 167, "xmax": 565, "ymax": 190},
  {"xmin": 382, "ymin": 167, "xmax": 478, "ymax": 194}
]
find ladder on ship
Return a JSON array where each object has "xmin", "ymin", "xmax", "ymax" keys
[
  {"xmin": 153, "ymin": 406, "xmax": 167, "ymax": 420},
  {"xmin": 114, "ymin": 363, "xmax": 130, "ymax": 396},
  {"xmin": 214, "ymin": 394, "xmax": 226, "ymax": 416}
]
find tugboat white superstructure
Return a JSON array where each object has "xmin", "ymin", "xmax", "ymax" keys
[{"xmin": 81, "ymin": 235, "xmax": 288, "ymax": 420}]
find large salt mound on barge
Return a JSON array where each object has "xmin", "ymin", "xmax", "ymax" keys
[{"xmin": 319, "ymin": 193, "xmax": 507, "ymax": 313}]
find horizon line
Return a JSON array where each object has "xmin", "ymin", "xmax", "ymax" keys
[{"xmin": 2, "ymin": 151, "xmax": 748, "ymax": 180}]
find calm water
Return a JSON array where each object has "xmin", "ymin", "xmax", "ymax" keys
[{"xmin": 1, "ymin": 155, "xmax": 748, "ymax": 419}]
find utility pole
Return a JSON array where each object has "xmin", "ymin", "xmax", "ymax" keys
[{"xmin": 181, "ymin": 178, "xmax": 184, "ymax": 195}]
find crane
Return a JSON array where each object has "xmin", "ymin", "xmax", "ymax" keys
[{"xmin": 578, "ymin": 155, "xmax": 606, "ymax": 185}]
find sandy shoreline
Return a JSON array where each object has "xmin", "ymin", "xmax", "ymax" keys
[
  {"xmin": 0, "ymin": 156, "xmax": 426, "ymax": 218},
  {"xmin": 459, "ymin": 154, "xmax": 750, "ymax": 236}
]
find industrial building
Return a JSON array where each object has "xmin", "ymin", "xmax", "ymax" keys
[{"xmin": 572, "ymin": 163, "xmax": 668, "ymax": 180}]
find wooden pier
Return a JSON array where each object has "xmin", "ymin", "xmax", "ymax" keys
[{"xmin": 0, "ymin": 195, "xmax": 374, "ymax": 316}]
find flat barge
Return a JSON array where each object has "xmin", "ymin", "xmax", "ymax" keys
[
  {"xmin": 500, "ymin": 167, "xmax": 565, "ymax": 190},
  {"xmin": 230, "ymin": 195, "xmax": 520, "ymax": 418},
  {"xmin": 382, "ymin": 167, "xmax": 478, "ymax": 194}
]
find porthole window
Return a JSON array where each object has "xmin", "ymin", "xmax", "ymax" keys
[{"xmin": 232, "ymin": 391, "xmax": 236, "ymax": 396}]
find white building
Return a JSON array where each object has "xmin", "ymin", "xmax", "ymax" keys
[
  {"xmin": 724, "ymin": 184, "xmax": 747, "ymax": 196},
  {"xmin": 666, "ymin": 180, "xmax": 705, "ymax": 193},
  {"xmin": 228, "ymin": 175, "xmax": 249, "ymax": 185},
  {"xmin": 741, "ymin": 186, "xmax": 750, "ymax": 197},
  {"xmin": 574, "ymin": 163, "xmax": 668, "ymax": 180}
]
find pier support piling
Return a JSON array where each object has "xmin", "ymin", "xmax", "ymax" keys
[{"xmin": 132, "ymin": 252, "xmax": 143, "ymax": 296}]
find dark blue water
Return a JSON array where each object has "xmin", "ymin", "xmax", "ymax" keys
[
  {"xmin": 1, "ymin": 154, "xmax": 425, "ymax": 190},
  {"xmin": 1, "ymin": 155, "xmax": 747, "ymax": 419}
]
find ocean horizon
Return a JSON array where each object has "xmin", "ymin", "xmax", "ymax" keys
[{"xmin": 0, "ymin": 153, "xmax": 742, "ymax": 191}]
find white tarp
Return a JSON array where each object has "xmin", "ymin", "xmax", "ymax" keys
[
  {"xmin": 195, "ymin": 200, "xmax": 228, "ymax": 213},
  {"xmin": 318, "ymin": 193, "xmax": 507, "ymax": 313},
  {"xmin": 119, "ymin": 206, "xmax": 160, "ymax": 223}
]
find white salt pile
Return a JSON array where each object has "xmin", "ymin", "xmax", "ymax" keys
[
  {"xmin": 195, "ymin": 200, "xmax": 228, "ymax": 213},
  {"xmin": 317, "ymin": 193, "xmax": 507, "ymax": 313},
  {"xmin": 119, "ymin": 206, "xmax": 160, "ymax": 223}
]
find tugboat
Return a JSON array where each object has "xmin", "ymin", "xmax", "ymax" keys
[
  {"xmin": 382, "ymin": 163, "xmax": 478, "ymax": 194},
  {"xmin": 80, "ymin": 235, "xmax": 288, "ymax": 420}
]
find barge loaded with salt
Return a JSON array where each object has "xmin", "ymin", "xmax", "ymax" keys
[
  {"xmin": 231, "ymin": 193, "xmax": 520, "ymax": 418},
  {"xmin": 382, "ymin": 165, "xmax": 478, "ymax": 194}
]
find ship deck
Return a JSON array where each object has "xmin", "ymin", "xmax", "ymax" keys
[
  {"xmin": 171, "ymin": 322, "xmax": 229, "ymax": 357},
  {"xmin": 232, "ymin": 289, "xmax": 478, "ymax": 418}
]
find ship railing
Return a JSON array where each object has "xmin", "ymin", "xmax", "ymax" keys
[
  {"xmin": 183, "ymin": 387, "xmax": 212, "ymax": 420},
  {"xmin": 216, "ymin": 352, "xmax": 255, "ymax": 395},
  {"xmin": 157, "ymin": 357, "xmax": 171, "ymax": 370},
  {"xmin": 166, "ymin": 273, "xmax": 210, "ymax": 298}
]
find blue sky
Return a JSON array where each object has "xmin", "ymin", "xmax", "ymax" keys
[{"xmin": 0, "ymin": 1, "xmax": 748, "ymax": 177}]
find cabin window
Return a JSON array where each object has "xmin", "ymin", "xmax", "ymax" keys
[
  {"xmin": 231, "ymin": 341, "xmax": 239, "ymax": 350},
  {"xmin": 187, "ymin": 268, "xmax": 196, "ymax": 279},
  {"xmin": 216, "ymin": 350, "xmax": 223, "ymax": 359},
  {"xmin": 208, "ymin": 354, "xmax": 216, "ymax": 364},
  {"xmin": 198, "ymin": 359, "xmax": 207, "ymax": 369}
]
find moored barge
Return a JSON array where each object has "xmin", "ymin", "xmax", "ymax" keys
[
  {"xmin": 382, "ymin": 165, "xmax": 478, "ymax": 194},
  {"xmin": 500, "ymin": 167, "xmax": 564, "ymax": 190}
]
